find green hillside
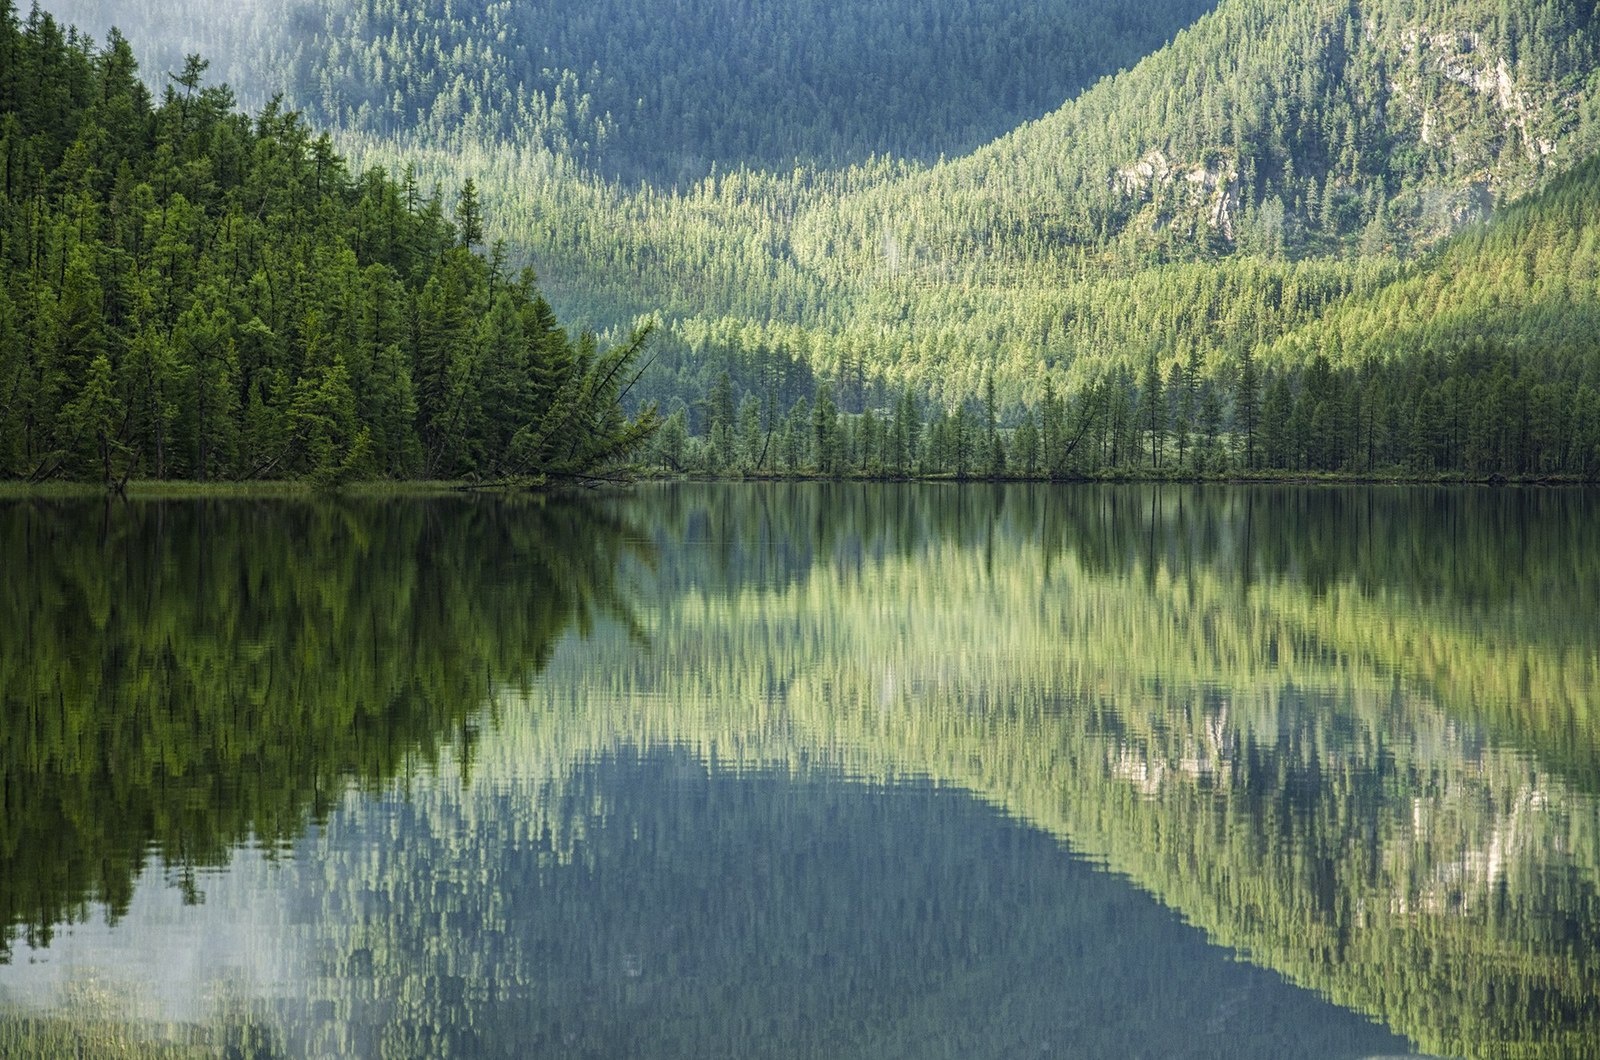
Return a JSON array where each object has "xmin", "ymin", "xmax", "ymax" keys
[
  {"xmin": 622, "ymin": 0, "xmax": 1600, "ymax": 416},
  {"xmin": 336, "ymin": 0, "xmax": 1600, "ymax": 439},
  {"xmin": 816, "ymin": 0, "xmax": 1600, "ymax": 272},
  {"xmin": 17, "ymin": 0, "xmax": 1600, "ymax": 480}
]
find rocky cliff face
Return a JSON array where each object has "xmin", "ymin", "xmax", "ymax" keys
[
  {"xmin": 1103, "ymin": 6, "xmax": 1597, "ymax": 255},
  {"xmin": 1115, "ymin": 149, "xmax": 1243, "ymax": 242},
  {"xmin": 1383, "ymin": 20, "xmax": 1589, "ymax": 240},
  {"xmin": 1399, "ymin": 28, "xmax": 1557, "ymax": 161}
]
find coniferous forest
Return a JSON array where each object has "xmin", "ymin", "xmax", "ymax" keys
[
  {"xmin": 5, "ymin": 3, "xmax": 1600, "ymax": 1055},
  {"xmin": 0, "ymin": 2, "xmax": 658, "ymax": 485},
  {"xmin": 9, "ymin": 0, "xmax": 1600, "ymax": 481}
]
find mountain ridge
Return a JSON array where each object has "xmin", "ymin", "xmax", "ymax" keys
[{"xmin": 42, "ymin": 0, "xmax": 1222, "ymax": 184}]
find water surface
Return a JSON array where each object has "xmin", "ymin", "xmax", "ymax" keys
[{"xmin": 2, "ymin": 485, "xmax": 1597, "ymax": 1058}]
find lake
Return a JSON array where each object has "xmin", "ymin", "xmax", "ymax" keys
[{"xmin": 1, "ymin": 483, "xmax": 1597, "ymax": 1058}]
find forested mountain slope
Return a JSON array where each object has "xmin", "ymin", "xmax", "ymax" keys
[
  {"xmin": 1237, "ymin": 151, "xmax": 1600, "ymax": 476},
  {"xmin": 43, "ymin": 0, "xmax": 1218, "ymax": 185},
  {"xmin": 823, "ymin": 0, "xmax": 1600, "ymax": 276},
  {"xmin": 0, "ymin": 4, "xmax": 657, "ymax": 483},
  {"xmin": 30, "ymin": 0, "xmax": 1600, "ymax": 434},
  {"xmin": 639, "ymin": 142, "xmax": 1600, "ymax": 480},
  {"xmin": 1276, "ymin": 150, "xmax": 1600, "ymax": 366},
  {"xmin": 616, "ymin": 0, "xmax": 1600, "ymax": 421}
]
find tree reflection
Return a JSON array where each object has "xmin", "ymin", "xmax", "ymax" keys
[
  {"xmin": 4, "ymin": 483, "xmax": 1598, "ymax": 1058},
  {"xmin": 550, "ymin": 482, "xmax": 1600, "ymax": 1057},
  {"xmin": 0, "ymin": 494, "xmax": 649, "ymax": 958}
]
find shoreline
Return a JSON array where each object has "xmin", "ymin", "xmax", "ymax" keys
[
  {"xmin": 0, "ymin": 480, "xmax": 481, "ymax": 500},
  {"xmin": 2, "ymin": 470, "xmax": 1594, "ymax": 498},
  {"xmin": 652, "ymin": 469, "xmax": 1598, "ymax": 488}
]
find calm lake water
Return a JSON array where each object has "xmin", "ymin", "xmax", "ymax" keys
[{"xmin": 2, "ymin": 484, "xmax": 1598, "ymax": 1058}]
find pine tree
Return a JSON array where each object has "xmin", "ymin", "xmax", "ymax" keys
[
  {"xmin": 1141, "ymin": 350, "xmax": 1165, "ymax": 469},
  {"xmin": 812, "ymin": 381, "xmax": 838, "ymax": 474},
  {"xmin": 1235, "ymin": 346, "xmax": 1260, "ymax": 470},
  {"xmin": 455, "ymin": 177, "xmax": 484, "ymax": 248}
]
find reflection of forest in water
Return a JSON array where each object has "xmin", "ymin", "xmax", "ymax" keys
[
  {"xmin": 550, "ymin": 483, "xmax": 1600, "ymax": 1058},
  {"xmin": 2, "ymin": 485, "xmax": 1598, "ymax": 1058},
  {"xmin": 621, "ymin": 483, "xmax": 1600, "ymax": 782},
  {"xmin": 259, "ymin": 752, "xmax": 1418, "ymax": 1059},
  {"xmin": 0, "ymin": 495, "xmax": 649, "ymax": 959}
]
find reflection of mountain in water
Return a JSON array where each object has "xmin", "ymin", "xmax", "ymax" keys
[
  {"xmin": 0, "ymin": 495, "xmax": 649, "ymax": 960},
  {"xmin": 513, "ymin": 483, "xmax": 1600, "ymax": 1059},
  {"xmin": 621, "ymin": 483, "xmax": 1600, "ymax": 787},
  {"xmin": 265, "ymin": 750, "xmax": 1409, "ymax": 1059},
  {"xmin": 3, "ymin": 484, "xmax": 1598, "ymax": 1059}
]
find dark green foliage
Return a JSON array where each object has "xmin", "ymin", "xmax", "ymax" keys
[{"xmin": 0, "ymin": 8, "xmax": 656, "ymax": 483}]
